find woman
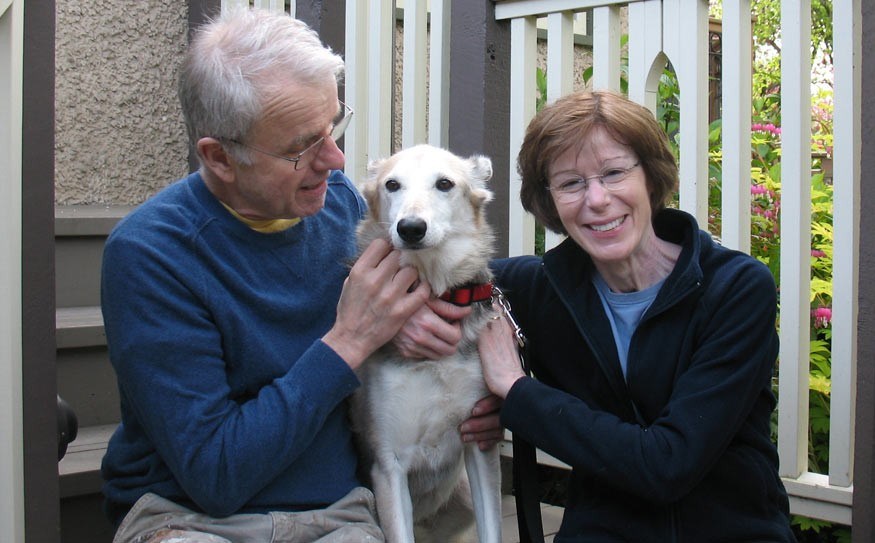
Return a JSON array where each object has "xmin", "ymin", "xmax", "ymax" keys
[{"xmin": 479, "ymin": 91, "xmax": 795, "ymax": 542}]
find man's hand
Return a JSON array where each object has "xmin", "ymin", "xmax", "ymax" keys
[
  {"xmin": 392, "ymin": 297, "xmax": 473, "ymax": 359},
  {"xmin": 460, "ymin": 395, "xmax": 504, "ymax": 451},
  {"xmin": 323, "ymin": 239, "xmax": 430, "ymax": 369}
]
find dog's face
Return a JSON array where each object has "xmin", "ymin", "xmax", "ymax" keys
[{"xmin": 360, "ymin": 145, "xmax": 493, "ymax": 251}]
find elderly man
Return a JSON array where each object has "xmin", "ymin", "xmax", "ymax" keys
[{"xmin": 101, "ymin": 8, "xmax": 499, "ymax": 543}]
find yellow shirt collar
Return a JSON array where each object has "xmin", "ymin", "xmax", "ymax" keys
[{"xmin": 221, "ymin": 202, "xmax": 301, "ymax": 233}]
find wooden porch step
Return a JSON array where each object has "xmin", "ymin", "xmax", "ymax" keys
[
  {"xmin": 56, "ymin": 305, "xmax": 105, "ymax": 348},
  {"xmin": 59, "ymin": 423, "xmax": 117, "ymax": 499}
]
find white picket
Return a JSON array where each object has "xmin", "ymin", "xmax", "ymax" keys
[
  {"xmin": 828, "ymin": 0, "xmax": 861, "ymax": 490},
  {"xmin": 777, "ymin": 0, "xmax": 813, "ymax": 482},
  {"xmin": 719, "ymin": 0, "xmax": 753, "ymax": 253}
]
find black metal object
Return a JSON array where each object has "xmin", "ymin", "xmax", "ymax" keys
[{"xmin": 57, "ymin": 395, "xmax": 78, "ymax": 461}]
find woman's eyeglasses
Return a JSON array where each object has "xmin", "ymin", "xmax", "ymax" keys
[{"xmin": 547, "ymin": 161, "xmax": 640, "ymax": 204}]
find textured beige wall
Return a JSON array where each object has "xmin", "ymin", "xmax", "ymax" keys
[{"xmin": 55, "ymin": 1, "xmax": 190, "ymax": 205}]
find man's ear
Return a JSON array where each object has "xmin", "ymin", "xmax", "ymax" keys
[{"xmin": 198, "ymin": 137, "xmax": 237, "ymax": 184}]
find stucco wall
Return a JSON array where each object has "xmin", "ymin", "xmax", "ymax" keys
[{"xmin": 55, "ymin": 1, "xmax": 190, "ymax": 205}]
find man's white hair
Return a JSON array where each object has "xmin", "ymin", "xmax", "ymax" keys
[{"xmin": 178, "ymin": 8, "xmax": 345, "ymax": 161}]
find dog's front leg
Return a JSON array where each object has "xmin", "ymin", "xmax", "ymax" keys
[
  {"xmin": 371, "ymin": 458, "xmax": 416, "ymax": 543},
  {"xmin": 463, "ymin": 443, "xmax": 502, "ymax": 543}
]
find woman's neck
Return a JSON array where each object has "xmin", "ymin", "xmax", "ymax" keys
[{"xmin": 594, "ymin": 236, "xmax": 682, "ymax": 293}]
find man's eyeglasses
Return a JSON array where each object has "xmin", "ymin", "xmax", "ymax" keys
[
  {"xmin": 547, "ymin": 161, "xmax": 640, "ymax": 204},
  {"xmin": 229, "ymin": 100, "xmax": 354, "ymax": 171}
]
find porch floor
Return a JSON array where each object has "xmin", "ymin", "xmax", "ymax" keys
[{"xmin": 500, "ymin": 495, "xmax": 564, "ymax": 542}]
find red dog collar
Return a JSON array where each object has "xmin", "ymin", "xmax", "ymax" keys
[{"xmin": 439, "ymin": 282, "xmax": 494, "ymax": 306}]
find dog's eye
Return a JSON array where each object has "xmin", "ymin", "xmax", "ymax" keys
[
  {"xmin": 435, "ymin": 178, "xmax": 455, "ymax": 192},
  {"xmin": 385, "ymin": 179, "xmax": 401, "ymax": 192}
]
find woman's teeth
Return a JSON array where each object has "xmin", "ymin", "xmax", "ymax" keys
[{"xmin": 589, "ymin": 216, "xmax": 624, "ymax": 232}]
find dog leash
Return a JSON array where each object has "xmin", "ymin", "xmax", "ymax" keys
[
  {"xmin": 491, "ymin": 286, "xmax": 529, "ymax": 372},
  {"xmin": 491, "ymin": 286, "xmax": 545, "ymax": 543}
]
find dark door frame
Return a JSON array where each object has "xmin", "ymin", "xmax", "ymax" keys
[{"xmin": 22, "ymin": 0, "xmax": 58, "ymax": 541}]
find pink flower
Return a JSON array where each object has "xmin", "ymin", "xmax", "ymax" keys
[
  {"xmin": 752, "ymin": 122, "xmax": 782, "ymax": 137},
  {"xmin": 812, "ymin": 307, "xmax": 832, "ymax": 328},
  {"xmin": 751, "ymin": 184, "xmax": 768, "ymax": 195},
  {"xmin": 811, "ymin": 249, "xmax": 826, "ymax": 258}
]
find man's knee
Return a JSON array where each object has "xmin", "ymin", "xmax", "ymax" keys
[{"xmin": 145, "ymin": 529, "xmax": 232, "ymax": 543}]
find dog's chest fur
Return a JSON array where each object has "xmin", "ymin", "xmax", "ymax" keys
[
  {"xmin": 351, "ymin": 318, "xmax": 491, "ymax": 519},
  {"xmin": 355, "ymin": 340, "xmax": 488, "ymax": 462}
]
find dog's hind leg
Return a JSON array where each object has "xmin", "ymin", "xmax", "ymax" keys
[
  {"xmin": 371, "ymin": 459, "xmax": 416, "ymax": 543},
  {"xmin": 463, "ymin": 443, "xmax": 502, "ymax": 543}
]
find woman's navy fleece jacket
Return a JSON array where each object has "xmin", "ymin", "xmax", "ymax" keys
[{"xmin": 493, "ymin": 208, "xmax": 795, "ymax": 542}]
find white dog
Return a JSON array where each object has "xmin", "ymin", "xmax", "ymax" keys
[{"xmin": 349, "ymin": 144, "xmax": 502, "ymax": 543}]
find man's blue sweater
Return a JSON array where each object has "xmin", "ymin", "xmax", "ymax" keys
[{"xmin": 100, "ymin": 171, "xmax": 365, "ymax": 524}]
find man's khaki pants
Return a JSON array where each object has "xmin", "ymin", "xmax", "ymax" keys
[{"xmin": 112, "ymin": 487, "xmax": 385, "ymax": 543}]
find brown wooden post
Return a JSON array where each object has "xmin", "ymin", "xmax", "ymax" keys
[
  {"xmin": 22, "ymin": 0, "xmax": 59, "ymax": 541},
  {"xmin": 854, "ymin": 3, "xmax": 875, "ymax": 541},
  {"xmin": 295, "ymin": 0, "xmax": 346, "ymax": 62},
  {"xmin": 448, "ymin": 0, "xmax": 511, "ymax": 258}
]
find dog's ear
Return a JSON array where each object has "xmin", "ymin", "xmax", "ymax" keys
[
  {"xmin": 470, "ymin": 186, "xmax": 494, "ymax": 208},
  {"xmin": 468, "ymin": 155, "xmax": 493, "ymax": 185},
  {"xmin": 466, "ymin": 155, "xmax": 494, "ymax": 208},
  {"xmin": 362, "ymin": 157, "xmax": 387, "ymax": 192},
  {"xmin": 358, "ymin": 158, "xmax": 388, "ymax": 216}
]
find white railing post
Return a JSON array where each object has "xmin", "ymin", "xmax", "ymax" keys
[
  {"xmin": 544, "ymin": 11, "xmax": 574, "ymax": 251},
  {"xmin": 507, "ymin": 16, "xmax": 538, "ymax": 257},
  {"xmin": 344, "ymin": 0, "xmax": 371, "ymax": 184},
  {"xmin": 251, "ymin": 0, "xmax": 288, "ymax": 14},
  {"xmin": 777, "ymin": 0, "xmax": 812, "ymax": 481},
  {"xmin": 401, "ymin": 0, "xmax": 427, "ymax": 148},
  {"xmin": 719, "ymin": 0, "xmax": 752, "ymax": 253},
  {"xmin": 367, "ymin": 0, "xmax": 394, "ymax": 161},
  {"xmin": 626, "ymin": 0, "xmax": 663, "ymax": 113},
  {"xmin": 427, "ymin": 0, "xmax": 451, "ymax": 148},
  {"xmin": 663, "ymin": 0, "xmax": 709, "ymax": 225},
  {"xmin": 591, "ymin": 5, "xmax": 621, "ymax": 93},
  {"xmin": 0, "ymin": 0, "xmax": 25, "ymax": 541},
  {"xmin": 827, "ymin": 0, "xmax": 861, "ymax": 490},
  {"xmin": 221, "ymin": 0, "xmax": 251, "ymax": 11}
]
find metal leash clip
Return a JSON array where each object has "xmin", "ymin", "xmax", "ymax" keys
[{"xmin": 491, "ymin": 286, "xmax": 530, "ymax": 374}]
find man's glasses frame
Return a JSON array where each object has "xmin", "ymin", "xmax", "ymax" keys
[{"xmin": 228, "ymin": 100, "xmax": 354, "ymax": 170}]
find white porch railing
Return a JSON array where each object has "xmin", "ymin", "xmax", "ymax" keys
[
  {"xmin": 493, "ymin": 1, "xmax": 861, "ymax": 525},
  {"xmin": 224, "ymin": 0, "xmax": 861, "ymax": 526}
]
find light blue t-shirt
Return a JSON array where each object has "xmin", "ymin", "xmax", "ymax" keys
[{"xmin": 592, "ymin": 273, "xmax": 664, "ymax": 378}]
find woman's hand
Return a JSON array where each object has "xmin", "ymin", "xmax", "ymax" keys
[
  {"xmin": 460, "ymin": 395, "xmax": 504, "ymax": 451},
  {"xmin": 478, "ymin": 307, "xmax": 527, "ymax": 399}
]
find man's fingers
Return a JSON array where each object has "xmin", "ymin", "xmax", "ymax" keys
[
  {"xmin": 356, "ymin": 238, "xmax": 393, "ymax": 268},
  {"xmin": 426, "ymin": 297, "xmax": 474, "ymax": 322}
]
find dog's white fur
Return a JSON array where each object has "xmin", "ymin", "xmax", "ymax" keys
[{"xmin": 349, "ymin": 145, "xmax": 502, "ymax": 543}]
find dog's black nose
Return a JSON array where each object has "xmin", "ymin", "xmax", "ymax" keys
[{"xmin": 397, "ymin": 217, "xmax": 427, "ymax": 244}]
